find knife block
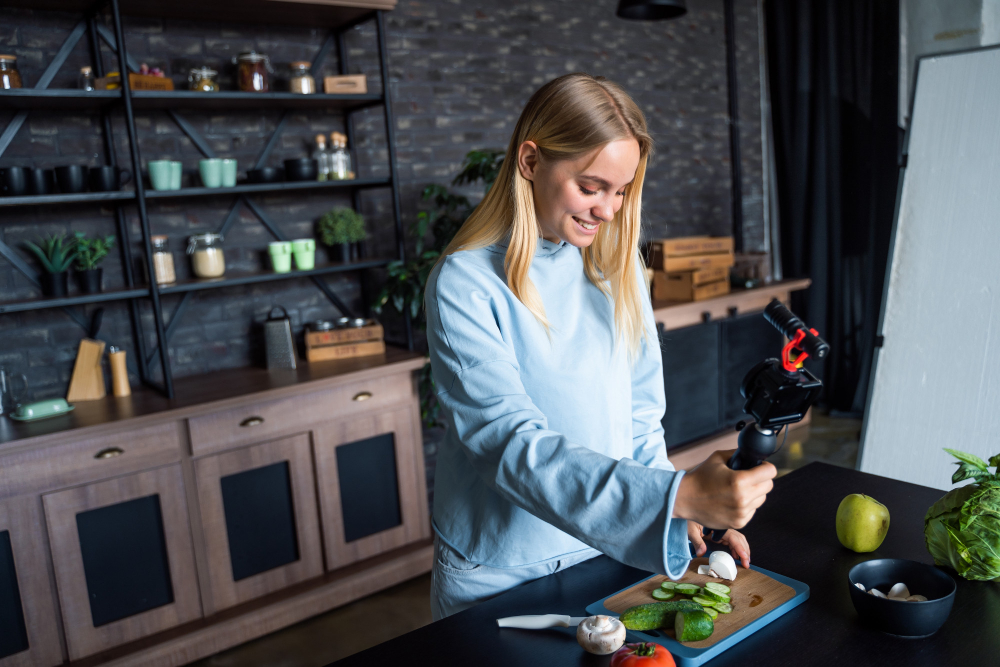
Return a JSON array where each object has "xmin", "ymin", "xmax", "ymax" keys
[{"xmin": 67, "ymin": 339, "xmax": 107, "ymax": 402}]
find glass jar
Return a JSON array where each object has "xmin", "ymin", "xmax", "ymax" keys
[
  {"xmin": 289, "ymin": 61, "xmax": 315, "ymax": 94},
  {"xmin": 0, "ymin": 55, "xmax": 22, "ymax": 90},
  {"xmin": 234, "ymin": 52, "xmax": 271, "ymax": 93},
  {"xmin": 79, "ymin": 66, "xmax": 95, "ymax": 91},
  {"xmin": 187, "ymin": 233, "xmax": 226, "ymax": 279},
  {"xmin": 151, "ymin": 235, "xmax": 176, "ymax": 285},
  {"xmin": 188, "ymin": 67, "xmax": 219, "ymax": 92}
]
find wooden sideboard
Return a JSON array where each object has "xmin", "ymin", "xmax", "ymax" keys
[{"xmin": 0, "ymin": 348, "xmax": 430, "ymax": 667}]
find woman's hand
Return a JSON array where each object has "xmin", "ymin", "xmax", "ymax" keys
[
  {"xmin": 687, "ymin": 523, "xmax": 751, "ymax": 569},
  {"xmin": 672, "ymin": 449, "xmax": 776, "ymax": 530}
]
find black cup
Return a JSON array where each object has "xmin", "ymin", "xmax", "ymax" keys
[
  {"xmin": 247, "ymin": 166, "xmax": 284, "ymax": 183},
  {"xmin": 55, "ymin": 165, "xmax": 90, "ymax": 194},
  {"xmin": 283, "ymin": 158, "xmax": 318, "ymax": 182},
  {"xmin": 0, "ymin": 167, "xmax": 29, "ymax": 197},
  {"xmin": 28, "ymin": 168, "xmax": 55, "ymax": 196},
  {"xmin": 89, "ymin": 166, "xmax": 132, "ymax": 192}
]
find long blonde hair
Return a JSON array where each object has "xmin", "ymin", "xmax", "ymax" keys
[{"xmin": 441, "ymin": 72, "xmax": 654, "ymax": 356}]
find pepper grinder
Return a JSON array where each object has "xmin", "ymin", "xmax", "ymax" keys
[{"xmin": 108, "ymin": 346, "xmax": 131, "ymax": 397}]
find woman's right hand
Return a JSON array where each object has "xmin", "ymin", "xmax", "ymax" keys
[{"xmin": 672, "ymin": 449, "xmax": 776, "ymax": 530}]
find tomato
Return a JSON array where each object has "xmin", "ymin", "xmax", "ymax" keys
[{"xmin": 610, "ymin": 642, "xmax": 676, "ymax": 667}]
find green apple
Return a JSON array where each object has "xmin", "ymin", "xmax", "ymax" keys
[{"xmin": 836, "ymin": 494, "xmax": 890, "ymax": 552}]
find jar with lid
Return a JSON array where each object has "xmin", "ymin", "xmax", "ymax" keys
[
  {"xmin": 187, "ymin": 233, "xmax": 226, "ymax": 279},
  {"xmin": 150, "ymin": 235, "xmax": 176, "ymax": 285},
  {"xmin": 188, "ymin": 67, "xmax": 219, "ymax": 92},
  {"xmin": 234, "ymin": 52, "xmax": 271, "ymax": 93},
  {"xmin": 289, "ymin": 61, "xmax": 315, "ymax": 94},
  {"xmin": 78, "ymin": 66, "xmax": 95, "ymax": 91},
  {"xmin": 0, "ymin": 55, "xmax": 22, "ymax": 90}
]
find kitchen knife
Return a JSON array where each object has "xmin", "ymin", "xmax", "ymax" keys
[{"xmin": 496, "ymin": 614, "xmax": 589, "ymax": 629}]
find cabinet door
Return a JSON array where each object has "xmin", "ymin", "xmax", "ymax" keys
[
  {"xmin": 661, "ymin": 321, "xmax": 723, "ymax": 449},
  {"xmin": 0, "ymin": 496, "xmax": 63, "ymax": 667},
  {"xmin": 42, "ymin": 464, "xmax": 202, "ymax": 661},
  {"xmin": 315, "ymin": 404, "xmax": 430, "ymax": 571},
  {"xmin": 193, "ymin": 433, "xmax": 323, "ymax": 613}
]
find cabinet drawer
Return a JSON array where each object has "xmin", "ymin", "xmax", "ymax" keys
[
  {"xmin": 0, "ymin": 422, "xmax": 182, "ymax": 499},
  {"xmin": 187, "ymin": 373, "xmax": 415, "ymax": 456}
]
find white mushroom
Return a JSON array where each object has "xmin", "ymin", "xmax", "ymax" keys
[
  {"xmin": 887, "ymin": 583, "xmax": 910, "ymax": 599},
  {"xmin": 697, "ymin": 565, "xmax": 712, "ymax": 575},
  {"xmin": 708, "ymin": 551, "xmax": 738, "ymax": 581},
  {"xmin": 869, "ymin": 588, "xmax": 887, "ymax": 598},
  {"xmin": 854, "ymin": 582, "xmax": 866, "ymax": 591},
  {"xmin": 906, "ymin": 595, "xmax": 928, "ymax": 602},
  {"xmin": 576, "ymin": 615, "xmax": 626, "ymax": 655}
]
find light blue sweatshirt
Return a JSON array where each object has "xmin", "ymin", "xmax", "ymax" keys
[{"xmin": 425, "ymin": 237, "xmax": 691, "ymax": 578}]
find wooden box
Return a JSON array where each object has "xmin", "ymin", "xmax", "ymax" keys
[
  {"xmin": 306, "ymin": 340, "xmax": 385, "ymax": 362},
  {"xmin": 654, "ymin": 236, "xmax": 735, "ymax": 257},
  {"xmin": 96, "ymin": 72, "xmax": 174, "ymax": 91},
  {"xmin": 305, "ymin": 322, "xmax": 385, "ymax": 362},
  {"xmin": 653, "ymin": 272, "xmax": 731, "ymax": 302},
  {"xmin": 323, "ymin": 74, "xmax": 367, "ymax": 94}
]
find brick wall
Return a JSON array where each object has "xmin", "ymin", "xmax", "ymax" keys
[{"xmin": 0, "ymin": 0, "xmax": 765, "ymax": 402}]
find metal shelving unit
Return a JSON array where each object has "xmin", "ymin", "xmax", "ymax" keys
[{"xmin": 0, "ymin": 0, "xmax": 410, "ymax": 398}]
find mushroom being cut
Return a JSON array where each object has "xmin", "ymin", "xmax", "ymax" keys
[
  {"xmin": 708, "ymin": 550, "xmax": 738, "ymax": 581},
  {"xmin": 576, "ymin": 615, "xmax": 626, "ymax": 655}
]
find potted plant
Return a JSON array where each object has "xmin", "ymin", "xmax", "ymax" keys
[
  {"xmin": 22, "ymin": 233, "xmax": 78, "ymax": 298},
  {"xmin": 73, "ymin": 232, "xmax": 115, "ymax": 294},
  {"xmin": 346, "ymin": 211, "xmax": 367, "ymax": 260},
  {"xmin": 317, "ymin": 207, "xmax": 364, "ymax": 264}
]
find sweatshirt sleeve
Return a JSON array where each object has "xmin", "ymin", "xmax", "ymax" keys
[
  {"xmin": 426, "ymin": 256, "xmax": 691, "ymax": 578},
  {"xmin": 630, "ymin": 284, "xmax": 673, "ymax": 473}
]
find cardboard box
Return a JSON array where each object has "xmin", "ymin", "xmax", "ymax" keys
[
  {"xmin": 306, "ymin": 340, "xmax": 385, "ymax": 362},
  {"xmin": 654, "ymin": 236, "xmax": 735, "ymax": 257},
  {"xmin": 653, "ymin": 273, "xmax": 732, "ymax": 302},
  {"xmin": 658, "ymin": 252, "xmax": 735, "ymax": 273},
  {"xmin": 305, "ymin": 322, "xmax": 383, "ymax": 347},
  {"xmin": 323, "ymin": 75, "xmax": 367, "ymax": 94}
]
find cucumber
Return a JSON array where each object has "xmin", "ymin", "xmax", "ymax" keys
[
  {"xmin": 704, "ymin": 582, "xmax": 731, "ymax": 595},
  {"xmin": 651, "ymin": 588, "xmax": 674, "ymax": 600},
  {"xmin": 703, "ymin": 606, "xmax": 719, "ymax": 620},
  {"xmin": 675, "ymin": 609, "xmax": 715, "ymax": 642},
  {"xmin": 660, "ymin": 581, "xmax": 679, "ymax": 591},
  {"xmin": 619, "ymin": 600, "xmax": 704, "ymax": 631},
  {"xmin": 675, "ymin": 583, "xmax": 701, "ymax": 595},
  {"xmin": 691, "ymin": 595, "xmax": 717, "ymax": 607},
  {"xmin": 700, "ymin": 588, "xmax": 730, "ymax": 603},
  {"xmin": 713, "ymin": 602, "xmax": 733, "ymax": 614}
]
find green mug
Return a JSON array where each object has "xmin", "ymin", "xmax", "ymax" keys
[
  {"xmin": 199, "ymin": 159, "xmax": 222, "ymax": 188},
  {"xmin": 292, "ymin": 238, "xmax": 316, "ymax": 270},
  {"xmin": 169, "ymin": 161, "xmax": 182, "ymax": 189},
  {"xmin": 220, "ymin": 159, "xmax": 237, "ymax": 187},
  {"xmin": 268, "ymin": 241, "xmax": 293, "ymax": 273},
  {"xmin": 148, "ymin": 160, "xmax": 173, "ymax": 191}
]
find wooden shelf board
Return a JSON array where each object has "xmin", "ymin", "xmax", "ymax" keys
[
  {"xmin": 652, "ymin": 278, "xmax": 812, "ymax": 332},
  {"xmin": 0, "ymin": 288, "xmax": 149, "ymax": 314},
  {"xmin": 157, "ymin": 258, "xmax": 390, "ymax": 294},
  {"xmin": 144, "ymin": 177, "xmax": 390, "ymax": 201}
]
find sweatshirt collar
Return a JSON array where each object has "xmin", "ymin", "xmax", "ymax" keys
[{"xmin": 490, "ymin": 234, "xmax": 568, "ymax": 257}]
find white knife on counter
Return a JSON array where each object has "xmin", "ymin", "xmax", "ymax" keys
[{"xmin": 496, "ymin": 614, "xmax": 590, "ymax": 629}]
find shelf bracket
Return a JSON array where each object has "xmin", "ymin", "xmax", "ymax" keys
[
  {"xmin": 95, "ymin": 23, "xmax": 140, "ymax": 73},
  {"xmin": 252, "ymin": 111, "xmax": 290, "ymax": 170},
  {"xmin": 168, "ymin": 110, "xmax": 217, "ymax": 159}
]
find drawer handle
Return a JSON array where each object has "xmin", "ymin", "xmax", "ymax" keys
[
  {"xmin": 353, "ymin": 391, "xmax": 373, "ymax": 402},
  {"xmin": 95, "ymin": 447, "xmax": 124, "ymax": 460},
  {"xmin": 240, "ymin": 416, "xmax": 265, "ymax": 427}
]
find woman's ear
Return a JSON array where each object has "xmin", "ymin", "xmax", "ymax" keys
[{"xmin": 517, "ymin": 140, "xmax": 539, "ymax": 181}]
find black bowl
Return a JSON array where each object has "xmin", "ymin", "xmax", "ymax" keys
[
  {"xmin": 247, "ymin": 167, "xmax": 284, "ymax": 183},
  {"xmin": 848, "ymin": 558, "xmax": 956, "ymax": 638},
  {"xmin": 283, "ymin": 158, "xmax": 318, "ymax": 182}
]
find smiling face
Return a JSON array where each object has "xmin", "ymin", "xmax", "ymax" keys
[{"xmin": 516, "ymin": 138, "xmax": 641, "ymax": 247}]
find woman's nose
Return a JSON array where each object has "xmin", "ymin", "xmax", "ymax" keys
[{"xmin": 592, "ymin": 197, "xmax": 615, "ymax": 222}]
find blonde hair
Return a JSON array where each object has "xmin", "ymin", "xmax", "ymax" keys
[{"xmin": 441, "ymin": 72, "xmax": 654, "ymax": 356}]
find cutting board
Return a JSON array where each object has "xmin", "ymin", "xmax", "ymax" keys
[{"xmin": 586, "ymin": 557, "xmax": 809, "ymax": 667}]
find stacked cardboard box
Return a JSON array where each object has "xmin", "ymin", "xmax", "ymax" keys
[
  {"xmin": 305, "ymin": 321, "xmax": 385, "ymax": 362},
  {"xmin": 649, "ymin": 237, "xmax": 735, "ymax": 302}
]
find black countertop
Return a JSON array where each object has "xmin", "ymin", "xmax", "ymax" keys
[{"xmin": 330, "ymin": 462, "xmax": 1000, "ymax": 666}]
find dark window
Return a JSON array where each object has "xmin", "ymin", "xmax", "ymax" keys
[
  {"xmin": 220, "ymin": 461, "xmax": 299, "ymax": 581},
  {"xmin": 336, "ymin": 433, "xmax": 402, "ymax": 542},
  {"xmin": 0, "ymin": 530, "xmax": 29, "ymax": 659},
  {"xmin": 76, "ymin": 495, "xmax": 174, "ymax": 627}
]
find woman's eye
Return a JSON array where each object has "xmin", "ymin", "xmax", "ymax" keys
[{"xmin": 579, "ymin": 185, "xmax": 597, "ymax": 195}]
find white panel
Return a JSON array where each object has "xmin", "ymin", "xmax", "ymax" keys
[{"xmin": 859, "ymin": 48, "xmax": 1000, "ymax": 490}]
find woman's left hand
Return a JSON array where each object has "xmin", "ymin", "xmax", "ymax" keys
[{"xmin": 687, "ymin": 522, "xmax": 751, "ymax": 569}]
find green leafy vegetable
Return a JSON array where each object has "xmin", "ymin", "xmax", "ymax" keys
[{"xmin": 924, "ymin": 448, "xmax": 1000, "ymax": 581}]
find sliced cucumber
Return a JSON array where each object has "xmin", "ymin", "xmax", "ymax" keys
[
  {"xmin": 691, "ymin": 595, "xmax": 717, "ymax": 607},
  {"xmin": 703, "ymin": 606, "xmax": 719, "ymax": 620},
  {"xmin": 660, "ymin": 581, "xmax": 679, "ymax": 591},
  {"xmin": 651, "ymin": 588, "xmax": 675, "ymax": 600},
  {"xmin": 713, "ymin": 602, "xmax": 733, "ymax": 614},
  {"xmin": 704, "ymin": 582, "xmax": 731, "ymax": 595},
  {"xmin": 700, "ymin": 588, "xmax": 730, "ymax": 603},
  {"xmin": 675, "ymin": 583, "xmax": 701, "ymax": 595},
  {"xmin": 675, "ymin": 609, "xmax": 715, "ymax": 642}
]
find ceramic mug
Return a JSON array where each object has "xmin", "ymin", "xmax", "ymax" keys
[
  {"xmin": 268, "ymin": 241, "xmax": 293, "ymax": 273},
  {"xmin": 148, "ymin": 160, "xmax": 173, "ymax": 191},
  {"xmin": 199, "ymin": 159, "xmax": 222, "ymax": 188},
  {"xmin": 169, "ymin": 161, "xmax": 182, "ymax": 190},
  {"xmin": 291, "ymin": 238, "xmax": 316, "ymax": 270},
  {"xmin": 220, "ymin": 159, "xmax": 237, "ymax": 187}
]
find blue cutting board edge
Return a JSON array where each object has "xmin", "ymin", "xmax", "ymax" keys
[{"xmin": 585, "ymin": 565, "xmax": 810, "ymax": 667}]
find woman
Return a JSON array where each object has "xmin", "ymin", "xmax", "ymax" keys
[{"xmin": 425, "ymin": 73, "xmax": 776, "ymax": 620}]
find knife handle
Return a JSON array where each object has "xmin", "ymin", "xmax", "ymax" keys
[{"xmin": 497, "ymin": 614, "xmax": 570, "ymax": 629}]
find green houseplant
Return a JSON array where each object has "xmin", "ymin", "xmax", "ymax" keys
[
  {"xmin": 22, "ymin": 233, "xmax": 78, "ymax": 298},
  {"xmin": 73, "ymin": 232, "xmax": 115, "ymax": 294},
  {"xmin": 317, "ymin": 207, "xmax": 365, "ymax": 264}
]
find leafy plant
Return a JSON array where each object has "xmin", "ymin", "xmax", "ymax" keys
[
  {"xmin": 317, "ymin": 207, "xmax": 365, "ymax": 246},
  {"xmin": 22, "ymin": 233, "xmax": 78, "ymax": 273},
  {"xmin": 924, "ymin": 448, "xmax": 1000, "ymax": 581},
  {"xmin": 73, "ymin": 232, "xmax": 116, "ymax": 270},
  {"xmin": 373, "ymin": 149, "xmax": 503, "ymax": 428}
]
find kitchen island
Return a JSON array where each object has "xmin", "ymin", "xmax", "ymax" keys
[{"xmin": 330, "ymin": 462, "xmax": 999, "ymax": 666}]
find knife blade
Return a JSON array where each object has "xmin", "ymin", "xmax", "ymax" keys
[{"xmin": 496, "ymin": 614, "xmax": 590, "ymax": 629}]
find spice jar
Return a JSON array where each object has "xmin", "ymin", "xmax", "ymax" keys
[
  {"xmin": 234, "ymin": 52, "xmax": 271, "ymax": 93},
  {"xmin": 151, "ymin": 235, "xmax": 177, "ymax": 285},
  {"xmin": 0, "ymin": 55, "xmax": 22, "ymax": 90},
  {"xmin": 187, "ymin": 233, "xmax": 226, "ymax": 279},
  {"xmin": 288, "ymin": 61, "xmax": 315, "ymax": 94},
  {"xmin": 78, "ymin": 66, "xmax": 95, "ymax": 91},
  {"xmin": 188, "ymin": 67, "xmax": 219, "ymax": 92}
]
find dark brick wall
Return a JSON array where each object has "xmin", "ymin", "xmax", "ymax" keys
[{"xmin": 0, "ymin": 0, "xmax": 765, "ymax": 407}]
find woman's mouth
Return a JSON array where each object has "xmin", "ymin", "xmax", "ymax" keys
[{"xmin": 573, "ymin": 217, "xmax": 599, "ymax": 234}]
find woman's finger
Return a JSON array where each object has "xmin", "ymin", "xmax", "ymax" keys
[{"xmin": 688, "ymin": 523, "xmax": 707, "ymax": 556}]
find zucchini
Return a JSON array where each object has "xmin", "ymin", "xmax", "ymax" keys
[
  {"xmin": 713, "ymin": 602, "xmax": 733, "ymax": 614},
  {"xmin": 704, "ymin": 582, "xmax": 731, "ymax": 595},
  {"xmin": 660, "ymin": 581, "xmax": 679, "ymax": 591},
  {"xmin": 675, "ymin": 583, "xmax": 701, "ymax": 595},
  {"xmin": 651, "ymin": 588, "xmax": 674, "ymax": 600},
  {"xmin": 691, "ymin": 595, "xmax": 717, "ymax": 607},
  {"xmin": 703, "ymin": 606, "xmax": 719, "ymax": 620},
  {"xmin": 675, "ymin": 609, "xmax": 715, "ymax": 642},
  {"xmin": 700, "ymin": 588, "xmax": 730, "ymax": 603},
  {"xmin": 619, "ymin": 600, "xmax": 703, "ymax": 631}
]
